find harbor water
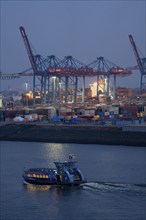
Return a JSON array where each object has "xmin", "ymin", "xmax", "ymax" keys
[{"xmin": 0, "ymin": 141, "xmax": 146, "ymax": 220}]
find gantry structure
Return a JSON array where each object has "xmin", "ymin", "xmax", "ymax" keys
[
  {"xmin": 1, "ymin": 26, "xmax": 134, "ymax": 105},
  {"xmin": 87, "ymin": 57, "xmax": 131, "ymax": 100}
]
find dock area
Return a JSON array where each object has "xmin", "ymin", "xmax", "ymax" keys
[{"xmin": 0, "ymin": 123, "xmax": 146, "ymax": 147}]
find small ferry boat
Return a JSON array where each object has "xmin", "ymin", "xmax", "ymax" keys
[{"xmin": 23, "ymin": 155, "xmax": 86, "ymax": 186}]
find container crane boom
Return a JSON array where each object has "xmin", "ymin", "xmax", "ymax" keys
[
  {"xmin": 129, "ymin": 34, "xmax": 144, "ymax": 94},
  {"xmin": 19, "ymin": 26, "xmax": 36, "ymax": 71},
  {"xmin": 20, "ymin": 26, "xmax": 38, "ymax": 105}
]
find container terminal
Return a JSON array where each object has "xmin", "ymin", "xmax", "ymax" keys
[{"xmin": 0, "ymin": 26, "xmax": 146, "ymax": 128}]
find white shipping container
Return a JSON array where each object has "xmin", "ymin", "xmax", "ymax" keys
[
  {"xmin": 48, "ymin": 108, "xmax": 56, "ymax": 117},
  {"xmin": 104, "ymin": 112, "xmax": 109, "ymax": 116},
  {"xmin": 24, "ymin": 115, "xmax": 33, "ymax": 121},
  {"xmin": 32, "ymin": 114, "xmax": 38, "ymax": 121},
  {"xmin": 109, "ymin": 106, "xmax": 119, "ymax": 114},
  {"xmin": 66, "ymin": 108, "xmax": 72, "ymax": 113},
  {"xmin": 84, "ymin": 110, "xmax": 90, "ymax": 116},
  {"xmin": 89, "ymin": 110, "xmax": 95, "ymax": 115},
  {"xmin": 0, "ymin": 96, "xmax": 2, "ymax": 108}
]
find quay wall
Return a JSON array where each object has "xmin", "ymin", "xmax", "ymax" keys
[{"xmin": 0, "ymin": 124, "xmax": 146, "ymax": 146}]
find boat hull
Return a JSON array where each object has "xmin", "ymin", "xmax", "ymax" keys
[{"xmin": 23, "ymin": 176, "xmax": 86, "ymax": 186}]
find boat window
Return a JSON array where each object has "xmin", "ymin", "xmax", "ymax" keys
[
  {"xmin": 33, "ymin": 174, "xmax": 36, "ymax": 178},
  {"xmin": 36, "ymin": 175, "xmax": 40, "ymax": 178},
  {"xmin": 42, "ymin": 175, "xmax": 46, "ymax": 178},
  {"xmin": 40, "ymin": 175, "xmax": 43, "ymax": 178},
  {"xmin": 27, "ymin": 174, "xmax": 31, "ymax": 177},
  {"xmin": 45, "ymin": 175, "xmax": 48, "ymax": 178}
]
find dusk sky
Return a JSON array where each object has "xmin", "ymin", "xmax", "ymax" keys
[{"xmin": 0, "ymin": 0, "xmax": 145, "ymax": 91}]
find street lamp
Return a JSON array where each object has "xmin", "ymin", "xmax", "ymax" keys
[
  {"xmin": 59, "ymin": 82, "xmax": 62, "ymax": 104},
  {"xmin": 25, "ymin": 82, "xmax": 28, "ymax": 93},
  {"xmin": 52, "ymin": 76, "xmax": 56, "ymax": 104}
]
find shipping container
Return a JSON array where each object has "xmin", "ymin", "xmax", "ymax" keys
[
  {"xmin": 32, "ymin": 114, "xmax": 38, "ymax": 121},
  {"xmin": 24, "ymin": 115, "xmax": 33, "ymax": 121},
  {"xmin": 104, "ymin": 112, "xmax": 109, "ymax": 116},
  {"xmin": 109, "ymin": 106, "xmax": 119, "ymax": 114},
  {"xmin": 66, "ymin": 108, "xmax": 72, "ymax": 113},
  {"xmin": 48, "ymin": 107, "xmax": 56, "ymax": 119},
  {"xmin": 38, "ymin": 115, "xmax": 44, "ymax": 121},
  {"xmin": 84, "ymin": 110, "xmax": 90, "ymax": 116},
  {"xmin": 144, "ymin": 106, "xmax": 146, "ymax": 115},
  {"xmin": 0, "ymin": 110, "xmax": 5, "ymax": 121},
  {"xmin": 89, "ymin": 109, "xmax": 95, "ymax": 116},
  {"xmin": 5, "ymin": 110, "xmax": 16, "ymax": 119}
]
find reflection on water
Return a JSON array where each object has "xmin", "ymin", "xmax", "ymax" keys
[
  {"xmin": 24, "ymin": 183, "xmax": 52, "ymax": 191},
  {"xmin": 42, "ymin": 143, "xmax": 69, "ymax": 167}
]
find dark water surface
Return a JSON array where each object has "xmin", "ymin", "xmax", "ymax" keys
[{"xmin": 0, "ymin": 141, "xmax": 146, "ymax": 220}]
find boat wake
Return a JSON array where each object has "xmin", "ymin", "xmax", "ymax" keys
[
  {"xmin": 82, "ymin": 181, "xmax": 146, "ymax": 194},
  {"xmin": 23, "ymin": 180, "xmax": 146, "ymax": 195}
]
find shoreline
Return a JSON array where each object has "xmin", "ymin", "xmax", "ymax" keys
[{"xmin": 0, "ymin": 123, "xmax": 146, "ymax": 146}]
